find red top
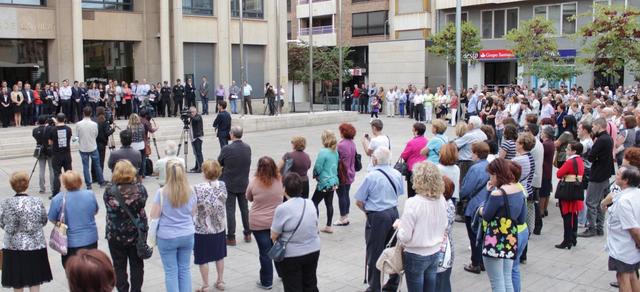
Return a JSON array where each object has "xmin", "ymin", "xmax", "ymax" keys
[
  {"xmin": 123, "ymin": 88, "xmax": 132, "ymax": 100},
  {"xmin": 450, "ymin": 96, "xmax": 458, "ymax": 108},
  {"xmin": 556, "ymin": 155, "xmax": 584, "ymax": 215},
  {"xmin": 34, "ymin": 90, "xmax": 42, "ymax": 105},
  {"xmin": 354, "ymin": 87, "xmax": 360, "ymax": 99}
]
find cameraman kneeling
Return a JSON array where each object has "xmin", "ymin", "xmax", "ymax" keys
[{"xmin": 189, "ymin": 106, "xmax": 204, "ymax": 173}]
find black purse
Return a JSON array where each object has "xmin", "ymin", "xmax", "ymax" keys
[
  {"xmin": 110, "ymin": 185, "xmax": 153, "ymax": 259},
  {"xmin": 554, "ymin": 158, "xmax": 584, "ymax": 201},
  {"xmin": 393, "ymin": 157, "xmax": 408, "ymax": 176},
  {"xmin": 354, "ymin": 152, "xmax": 362, "ymax": 172},
  {"xmin": 268, "ymin": 199, "xmax": 306, "ymax": 262}
]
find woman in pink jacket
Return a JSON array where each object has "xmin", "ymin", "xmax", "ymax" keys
[{"xmin": 401, "ymin": 122, "xmax": 429, "ymax": 197}]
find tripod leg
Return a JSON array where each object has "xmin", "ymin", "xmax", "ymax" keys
[{"xmin": 28, "ymin": 158, "xmax": 40, "ymax": 183}]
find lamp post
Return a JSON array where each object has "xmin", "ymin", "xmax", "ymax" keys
[
  {"xmin": 308, "ymin": 0, "xmax": 314, "ymax": 113},
  {"xmin": 240, "ymin": 0, "xmax": 246, "ymax": 118},
  {"xmin": 455, "ymin": 0, "xmax": 462, "ymax": 121},
  {"xmin": 276, "ymin": 0, "xmax": 281, "ymax": 115},
  {"xmin": 338, "ymin": 0, "xmax": 343, "ymax": 112}
]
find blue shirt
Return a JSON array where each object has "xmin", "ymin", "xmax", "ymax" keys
[
  {"xmin": 426, "ymin": 134, "xmax": 448, "ymax": 163},
  {"xmin": 154, "ymin": 189, "xmax": 197, "ymax": 239},
  {"xmin": 454, "ymin": 129, "xmax": 487, "ymax": 161},
  {"xmin": 460, "ymin": 159, "xmax": 490, "ymax": 217},
  {"xmin": 355, "ymin": 165, "xmax": 404, "ymax": 212},
  {"xmin": 468, "ymin": 94, "xmax": 478, "ymax": 114},
  {"xmin": 48, "ymin": 190, "xmax": 99, "ymax": 248}
]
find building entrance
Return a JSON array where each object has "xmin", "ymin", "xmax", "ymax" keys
[{"xmin": 484, "ymin": 61, "xmax": 517, "ymax": 87}]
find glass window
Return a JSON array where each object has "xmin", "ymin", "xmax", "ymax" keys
[
  {"xmin": 368, "ymin": 11, "xmax": 386, "ymax": 35},
  {"xmin": 562, "ymin": 3, "xmax": 576, "ymax": 35},
  {"xmin": 493, "ymin": 10, "xmax": 505, "ymax": 38},
  {"xmin": 183, "ymin": 0, "xmax": 213, "ymax": 15},
  {"xmin": 352, "ymin": 12, "xmax": 367, "ymax": 36},
  {"xmin": 0, "ymin": 39, "xmax": 48, "ymax": 85},
  {"xmin": 506, "ymin": 8, "xmax": 518, "ymax": 32},
  {"xmin": 231, "ymin": 0, "xmax": 264, "ymax": 18},
  {"xmin": 445, "ymin": 12, "xmax": 467, "ymax": 24},
  {"xmin": 84, "ymin": 41, "xmax": 134, "ymax": 83},
  {"xmin": 548, "ymin": 5, "xmax": 561, "ymax": 35},
  {"xmin": 352, "ymin": 11, "xmax": 387, "ymax": 36},
  {"xmin": 287, "ymin": 21, "xmax": 292, "ymax": 40},
  {"xmin": 481, "ymin": 10, "xmax": 492, "ymax": 39},
  {"xmin": 397, "ymin": 0, "xmax": 423, "ymax": 14},
  {"xmin": 534, "ymin": 6, "xmax": 546, "ymax": 19},
  {"xmin": 0, "ymin": 0, "xmax": 45, "ymax": 5},
  {"xmin": 397, "ymin": 29, "xmax": 424, "ymax": 40},
  {"xmin": 82, "ymin": 0, "xmax": 132, "ymax": 11}
]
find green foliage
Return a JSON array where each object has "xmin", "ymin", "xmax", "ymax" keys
[
  {"xmin": 429, "ymin": 21, "xmax": 481, "ymax": 64},
  {"xmin": 575, "ymin": 4, "xmax": 640, "ymax": 79},
  {"xmin": 287, "ymin": 44, "xmax": 354, "ymax": 86}
]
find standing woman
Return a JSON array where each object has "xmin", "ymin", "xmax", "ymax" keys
[
  {"xmin": 88, "ymin": 82, "xmax": 100, "ymax": 115},
  {"xmin": 0, "ymin": 86, "xmax": 11, "ymax": 127},
  {"xmin": 193, "ymin": 160, "xmax": 228, "ymax": 292},
  {"xmin": 98, "ymin": 83, "xmax": 106, "ymax": 107},
  {"xmin": 95, "ymin": 107, "xmax": 114, "ymax": 181},
  {"xmin": 1, "ymin": 171, "xmax": 53, "ymax": 291},
  {"xmin": 33, "ymin": 83, "xmax": 42, "ymax": 118},
  {"xmin": 150, "ymin": 160, "xmax": 197, "ymax": 292},
  {"xmin": 401, "ymin": 122, "xmax": 428, "ymax": 198},
  {"xmin": 246, "ymin": 156, "xmax": 284, "ymax": 290},
  {"xmin": 554, "ymin": 142, "xmax": 585, "ymax": 249},
  {"xmin": 103, "ymin": 160, "xmax": 148, "ymax": 292},
  {"xmin": 450, "ymin": 91, "xmax": 459, "ymax": 126},
  {"xmin": 438, "ymin": 143, "xmax": 461, "ymax": 205},
  {"xmin": 335, "ymin": 123, "xmax": 357, "ymax": 226},
  {"xmin": 127, "ymin": 114, "xmax": 147, "ymax": 177},
  {"xmin": 554, "ymin": 115, "xmax": 578, "ymax": 169},
  {"xmin": 11, "ymin": 84, "xmax": 23, "ymax": 127},
  {"xmin": 499, "ymin": 124, "xmax": 518, "ymax": 160},
  {"xmin": 122, "ymin": 82, "xmax": 133, "ymax": 119},
  {"xmin": 423, "ymin": 119, "xmax": 448, "ymax": 163},
  {"xmin": 343, "ymin": 87, "xmax": 352, "ymax": 112},
  {"xmin": 311, "ymin": 130, "xmax": 340, "ymax": 234},
  {"xmin": 278, "ymin": 136, "xmax": 312, "ymax": 198}
]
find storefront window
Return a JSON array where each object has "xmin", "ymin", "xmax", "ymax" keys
[
  {"xmin": 84, "ymin": 41, "xmax": 134, "ymax": 83},
  {"xmin": 183, "ymin": 0, "xmax": 213, "ymax": 15},
  {"xmin": 0, "ymin": 39, "xmax": 47, "ymax": 85},
  {"xmin": 0, "ymin": 0, "xmax": 45, "ymax": 5},
  {"xmin": 231, "ymin": 0, "xmax": 264, "ymax": 19},
  {"xmin": 82, "ymin": 0, "xmax": 132, "ymax": 11}
]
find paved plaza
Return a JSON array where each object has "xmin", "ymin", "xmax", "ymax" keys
[{"xmin": 0, "ymin": 113, "xmax": 615, "ymax": 291}]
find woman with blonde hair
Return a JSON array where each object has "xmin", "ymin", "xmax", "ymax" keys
[
  {"xmin": 193, "ymin": 160, "xmax": 228, "ymax": 291},
  {"xmin": 311, "ymin": 130, "xmax": 340, "ymax": 234},
  {"xmin": 394, "ymin": 161, "xmax": 449, "ymax": 291},
  {"xmin": 103, "ymin": 160, "xmax": 148, "ymax": 292},
  {"xmin": 246, "ymin": 156, "xmax": 284, "ymax": 290},
  {"xmin": 149, "ymin": 160, "xmax": 197, "ymax": 292},
  {"xmin": 127, "ymin": 114, "xmax": 147, "ymax": 177},
  {"xmin": 10, "ymin": 84, "xmax": 23, "ymax": 127}
]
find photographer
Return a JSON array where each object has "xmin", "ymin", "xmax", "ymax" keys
[
  {"xmin": 33, "ymin": 115, "xmax": 54, "ymax": 194},
  {"xmin": 188, "ymin": 106, "xmax": 204, "ymax": 173},
  {"xmin": 48, "ymin": 113, "xmax": 73, "ymax": 197}
]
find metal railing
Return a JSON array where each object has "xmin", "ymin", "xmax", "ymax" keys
[
  {"xmin": 299, "ymin": 25, "xmax": 334, "ymax": 35},
  {"xmin": 298, "ymin": 0, "xmax": 332, "ymax": 4}
]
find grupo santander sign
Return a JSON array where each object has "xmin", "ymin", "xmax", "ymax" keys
[{"xmin": 478, "ymin": 49, "xmax": 516, "ymax": 60}]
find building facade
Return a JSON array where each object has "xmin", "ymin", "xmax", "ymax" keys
[
  {"xmin": 0, "ymin": 0, "xmax": 287, "ymax": 98},
  {"xmin": 435, "ymin": 0, "xmax": 639, "ymax": 89}
]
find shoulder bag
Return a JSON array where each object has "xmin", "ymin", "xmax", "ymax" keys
[
  {"xmin": 393, "ymin": 157, "xmax": 408, "ymax": 177},
  {"xmin": 481, "ymin": 188, "xmax": 519, "ymax": 259},
  {"xmin": 354, "ymin": 152, "xmax": 362, "ymax": 172},
  {"xmin": 268, "ymin": 199, "xmax": 306, "ymax": 262},
  {"xmin": 49, "ymin": 193, "xmax": 68, "ymax": 255},
  {"xmin": 147, "ymin": 191, "xmax": 164, "ymax": 248},
  {"xmin": 281, "ymin": 153, "xmax": 294, "ymax": 177},
  {"xmin": 377, "ymin": 169, "xmax": 398, "ymax": 196},
  {"xmin": 110, "ymin": 185, "xmax": 153, "ymax": 259},
  {"xmin": 554, "ymin": 158, "xmax": 583, "ymax": 201},
  {"xmin": 375, "ymin": 230, "xmax": 404, "ymax": 289}
]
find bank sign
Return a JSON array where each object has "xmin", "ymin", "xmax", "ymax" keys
[{"xmin": 473, "ymin": 49, "xmax": 577, "ymax": 61}]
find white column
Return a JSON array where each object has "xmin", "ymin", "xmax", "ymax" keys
[
  {"xmin": 171, "ymin": 0, "xmax": 184, "ymax": 81},
  {"xmin": 216, "ymin": 0, "xmax": 232, "ymax": 86},
  {"xmin": 160, "ymin": 0, "xmax": 171, "ymax": 82},
  {"xmin": 71, "ymin": 0, "xmax": 84, "ymax": 81}
]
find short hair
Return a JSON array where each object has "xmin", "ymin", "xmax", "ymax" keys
[
  {"xmin": 624, "ymin": 147, "xmax": 640, "ymax": 168},
  {"xmin": 579, "ymin": 122, "xmax": 592, "ymax": 134},
  {"xmin": 431, "ymin": 119, "xmax": 446, "ymax": 134},
  {"xmin": 503, "ymin": 117, "xmax": 518, "ymax": 127},
  {"xmin": 468, "ymin": 116, "xmax": 482, "ymax": 129},
  {"xmin": 111, "ymin": 160, "xmax": 137, "ymax": 184},
  {"xmin": 291, "ymin": 136, "xmax": 306, "ymax": 151},
  {"xmin": 411, "ymin": 161, "xmax": 445, "ymax": 198},
  {"xmin": 83, "ymin": 106, "xmax": 92, "ymax": 117},
  {"xmin": 338, "ymin": 123, "xmax": 356, "ymax": 139},
  {"xmin": 60, "ymin": 170, "xmax": 83, "ymax": 191},
  {"xmin": 568, "ymin": 141, "xmax": 584, "ymax": 155},
  {"xmin": 527, "ymin": 123, "xmax": 539, "ymax": 136},
  {"xmin": 373, "ymin": 147, "xmax": 391, "ymax": 165},
  {"xmin": 542, "ymin": 125, "xmax": 555, "ymax": 139},
  {"xmin": 321, "ymin": 130, "xmax": 337, "ymax": 151},
  {"xmin": 455, "ymin": 122, "xmax": 468, "ymax": 137},
  {"xmin": 593, "ymin": 117, "xmax": 607, "ymax": 129},
  {"xmin": 624, "ymin": 115, "xmax": 637, "ymax": 129},
  {"xmin": 487, "ymin": 158, "xmax": 516, "ymax": 187},
  {"xmin": 219, "ymin": 100, "xmax": 227, "ymax": 109},
  {"xmin": 620, "ymin": 165, "xmax": 640, "ymax": 187},
  {"xmin": 480, "ymin": 125, "xmax": 495, "ymax": 140},
  {"xmin": 164, "ymin": 140, "xmax": 178, "ymax": 156},
  {"xmin": 504, "ymin": 124, "xmax": 518, "ymax": 141},
  {"xmin": 410, "ymin": 122, "xmax": 426, "ymax": 136},
  {"xmin": 472, "ymin": 142, "xmax": 490, "ymax": 159},
  {"xmin": 283, "ymin": 173, "xmax": 303, "ymax": 197},
  {"xmin": 38, "ymin": 115, "xmax": 48, "ymax": 125},
  {"xmin": 517, "ymin": 133, "xmax": 536, "ymax": 152},
  {"xmin": 65, "ymin": 249, "xmax": 116, "ymax": 292},
  {"xmin": 439, "ymin": 143, "xmax": 458, "ymax": 166},
  {"xmin": 56, "ymin": 113, "xmax": 66, "ymax": 123},
  {"xmin": 230, "ymin": 126, "xmax": 243, "ymax": 139},
  {"xmin": 202, "ymin": 160, "xmax": 222, "ymax": 180},
  {"xmin": 442, "ymin": 176, "xmax": 455, "ymax": 201},
  {"xmin": 10, "ymin": 171, "xmax": 29, "ymax": 193},
  {"xmin": 370, "ymin": 119, "xmax": 384, "ymax": 131},
  {"xmin": 119, "ymin": 129, "xmax": 132, "ymax": 146}
]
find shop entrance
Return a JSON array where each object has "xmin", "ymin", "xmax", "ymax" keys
[
  {"xmin": 484, "ymin": 61, "xmax": 517, "ymax": 87},
  {"xmin": 0, "ymin": 39, "xmax": 48, "ymax": 84}
]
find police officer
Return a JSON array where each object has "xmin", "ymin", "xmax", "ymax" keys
[
  {"xmin": 172, "ymin": 79, "xmax": 185, "ymax": 116},
  {"xmin": 160, "ymin": 81, "xmax": 172, "ymax": 117}
]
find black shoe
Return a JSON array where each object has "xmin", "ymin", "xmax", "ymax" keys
[
  {"xmin": 597, "ymin": 230, "xmax": 604, "ymax": 236},
  {"xmin": 532, "ymin": 228, "xmax": 541, "ymax": 235},
  {"xmin": 610, "ymin": 281, "xmax": 619, "ymax": 288},
  {"xmin": 555, "ymin": 241, "xmax": 572, "ymax": 250},
  {"xmin": 519, "ymin": 259, "xmax": 527, "ymax": 264},
  {"xmin": 544, "ymin": 209, "xmax": 549, "ymax": 217},
  {"xmin": 578, "ymin": 229, "xmax": 596, "ymax": 238},
  {"xmin": 464, "ymin": 264, "xmax": 482, "ymax": 274},
  {"xmin": 572, "ymin": 239, "xmax": 577, "ymax": 247}
]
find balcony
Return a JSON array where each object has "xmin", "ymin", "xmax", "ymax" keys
[
  {"xmin": 298, "ymin": 25, "xmax": 336, "ymax": 46},
  {"xmin": 299, "ymin": 25, "xmax": 334, "ymax": 35},
  {"xmin": 298, "ymin": 0, "xmax": 331, "ymax": 3},
  {"xmin": 435, "ymin": 0, "xmax": 527, "ymax": 9},
  {"xmin": 296, "ymin": 0, "xmax": 335, "ymax": 18}
]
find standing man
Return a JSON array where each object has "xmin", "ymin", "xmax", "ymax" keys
[
  {"xmin": 22, "ymin": 83, "xmax": 34, "ymax": 125},
  {"xmin": 59, "ymin": 80, "xmax": 73, "ymax": 121},
  {"xmin": 188, "ymin": 106, "xmax": 204, "ymax": 173},
  {"xmin": 385, "ymin": 87, "xmax": 397, "ymax": 118},
  {"xmin": 265, "ymin": 83, "xmax": 276, "ymax": 116},
  {"xmin": 466, "ymin": 89, "xmax": 479, "ymax": 121},
  {"xmin": 107, "ymin": 129, "xmax": 142, "ymax": 172},
  {"xmin": 160, "ymin": 81, "xmax": 172, "ymax": 117},
  {"xmin": 218, "ymin": 126, "xmax": 252, "ymax": 246},
  {"xmin": 212, "ymin": 100, "xmax": 231, "ymax": 148},
  {"xmin": 581, "ymin": 117, "xmax": 615, "ymax": 237},
  {"xmin": 185, "ymin": 78, "xmax": 196, "ymax": 109},
  {"xmin": 215, "ymin": 84, "xmax": 225, "ymax": 114},
  {"xmin": 361, "ymin": 119, "xmax": 390, "ymax": 169},
  {"xmin": 199, "ymin": 76, "xmax": 210, "ymax": 115},
  {"xmin": 172, "ymin": 79, "xmax": 185, "ymax": 115},
  {"xmin": 71, "ymin": 81, "xmax": 81, "ymax": 122},
  {"xmin": 48, "ymin": 113, "xmax": 73, "ymax": 197},
  {"xmin": 76, "ymin": 106, "xmax": 105, "ymax": 189},
  {"xmin": 354, "ymin": 148, "xmax": 403, "ymax": 292},
  {"xmin": 242, "ymin": 80, "xmax": 253, "ymax": 115},
  {"xmin": 229, "ymin": 81, "xmax": 240, "ymax": 114},
  {"xmin": 33, "ymin": 115, "xmax": 54, "ymax": 194}
]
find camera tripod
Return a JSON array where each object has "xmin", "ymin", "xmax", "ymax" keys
[{"xmin": 176, "ymin": 123, "xmax": 192, "ymax": 168}]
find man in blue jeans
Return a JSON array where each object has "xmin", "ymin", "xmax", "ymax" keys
[{"xmin": 76, "ymin": 106, "xmax": 105, "ymax": 189}]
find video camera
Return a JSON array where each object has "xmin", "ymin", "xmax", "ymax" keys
[{"xmin": 180, "ymin": 109, "xmax": 191, "ymax": 127}]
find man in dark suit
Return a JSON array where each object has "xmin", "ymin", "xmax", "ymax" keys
[
  {"xmin": 188, "ymin": 106, "xmax": 204, "ymax": 173},
  {"xmin": 22, "ymin": 83, "xmax": 34, "ymax": 125},
  {"xmin": 107, "ymin": 129, "xmax": 142, "ymax": 172},
  {"xmin": 199, "ymin": 76, "xmax": 210, "ymax": 115},
  {"xmin": 160, "ymin": 81, "xmax": 172, "ymax": 117},
  {"xmin": 173, "ymin": 79, "xmax": 185, "ymax": 115},
  {"xmin": 218, "ymin": 126, "xmax": 252, "ymax": 246},
  {"xmin": 212, "ymin": 100, "xmax": 231, "ymax": 149},
  {"xmin": 71, "ymin": 81, "xmax": 81, "ymax": 122}
]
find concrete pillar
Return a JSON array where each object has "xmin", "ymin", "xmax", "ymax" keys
[
  {"xmin": 171, "ymin": 0, "xmax": 184, "ymax": 82},
  {"xmin": 266, "ymin": 1, "xmax": 277, "ymax": 86},
  {"xmin": 49, "ymin": 0, "xmax": 74, "ymax": 81},
  {"xmin": 160, "ymin": 0, "xmax": 171, "ymax": 82},
  {"xmin": 216, "ymin": 0, "xmax": 231, "ymax": 87},
  {"xmin": 71, "ymin": 0, "xmax": 84, "ymax": 81}
]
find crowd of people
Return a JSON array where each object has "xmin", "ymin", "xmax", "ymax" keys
[{"xmin": 1, "ymin": 80, "xmax": 640, "ymax": 292}]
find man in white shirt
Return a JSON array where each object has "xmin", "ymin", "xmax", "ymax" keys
[
  {"xmin": 413, "ymin": 90, "xmax": 425, "ymax": 122},
  {"xmin": 527, "ymin": 124, "xmax": 545, "ymax": 235},
  {"xmin": 59, "ymin": 79, "xmax": 73, "ymax": 122},
  {"xmin": 386, "ymin": 87, "xmax": 397, "ymax": 117},
  {"xmin": 76, "ymin": 106, "xmax": 105, "ymax": 189},
  {"xmin": 242, "ymin": 81, "xmax": 253, "ymax": 115},
  {"xmin": 540, "ymin": 97, "xmax": 554, "ymax": 120},
  {"xmin": 361, "ymin": 119, "xmax": 391, "ymax": 169},
  {"xmin": 606, "ymin": 165, "xmax": 640, "ymax": 292},
  {"xmin": 154, "ymin": 140, "xmax": 186, "ymax": 186},
  {"xmin": 134, "ymin": 78, "xmax": 149, "ymax": 114}
]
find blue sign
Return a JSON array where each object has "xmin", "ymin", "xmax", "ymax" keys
[{"xmin": 558, "ymin": 49, "xmax": 577, "ymax": 58}]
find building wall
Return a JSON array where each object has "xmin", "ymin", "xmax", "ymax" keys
[{"xmin": 369, "ymin": 39, "xmax": 426, "ymax": 90}]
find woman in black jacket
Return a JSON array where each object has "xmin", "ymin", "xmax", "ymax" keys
[{"xmin": 94, "ymin": 106, "xmax": 114, "ymax": 182}]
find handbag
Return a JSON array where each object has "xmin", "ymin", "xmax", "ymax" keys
[
  {"xmin": 354, "ymin": 152, "xmax": 362, "ymax": 172},
  {"xmin": 393, "ymin": 157, "xmax": 408, "ymax": 176},
  {"xmin": 110, "ymin": 185, "xmax": 153, "ymax": 259},
  {"xmin": 147, "ymin": 191, "xmax": 164, "ymax": 248},
  {"xmin": 268, "ymin": 199, "xmax": 306, "ymax": 262},
  {"xmin": 555, "ymin": 158, "xmax": 584, "ymax": 201},
  {"xmin": 49, "ymin": 193, "xmax": 68, "ymax": 255},
  {"xmin": 144, "ymin": 140, "xmax": 152, "ymax": 156},
  {"xmin": 481, "ymin": 188, "xmax": 519, "ymax": 259},
  {"xmin": 281, "ymin": 154, "xmax": 294, "ymax": 177},
  {"xmin": 375, "ymin": 230, "xmax": 404, "ymax": 289}
]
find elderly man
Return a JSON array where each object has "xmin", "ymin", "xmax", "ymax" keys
[
  {"xmin": 355, "ymin": 148, "xmax": 404, "ymax": 292},
  {"xmin": 455, "ymin": 116, "xmax": 488, "ymax": 181},
  {"xmin": 218, "ymin": 126, "xmax": 252, "ymax": 246},
  {"xmin": 153, "ymin": 140, "xmax": 185, "ymax": 186},
  {"xmin": 540, "ymin": 97, "xmax": 554, "ymax": 120}
]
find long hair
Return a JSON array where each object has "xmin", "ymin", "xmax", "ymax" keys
[
  {"xmin": 128, "ymin": 113, "xmax": 141, "ymax": 128},
  {"xmin": 255, "ymin": 156, "xmax": 280, "ymax": 187},
  {"xmin": 163, "ymin": 160, "xmax": 191, "ymax": 207},
  {"xmin": 563, "ymin": 115, "xmax": 578, "ymax": 140}
]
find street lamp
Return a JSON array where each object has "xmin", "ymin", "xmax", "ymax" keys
[
  {"xmin": 455, "ymin": 0, "xmax": 462, "ymax": 121},
  {"xmin": 309, "ymin": 0, "xmax": 314, "ymax": 113}
]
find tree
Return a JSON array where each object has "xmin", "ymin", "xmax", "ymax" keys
[
  {"xmin": 506, "ymin": 17, "xmax": 579, "ymax": 83},
  {"xmin": 429, "ymin": 21, "xmax": 481, "ymax": 64},
  {"xmin": 575, "ymin": 4, "xmax": 640, "ymax": 80}
]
